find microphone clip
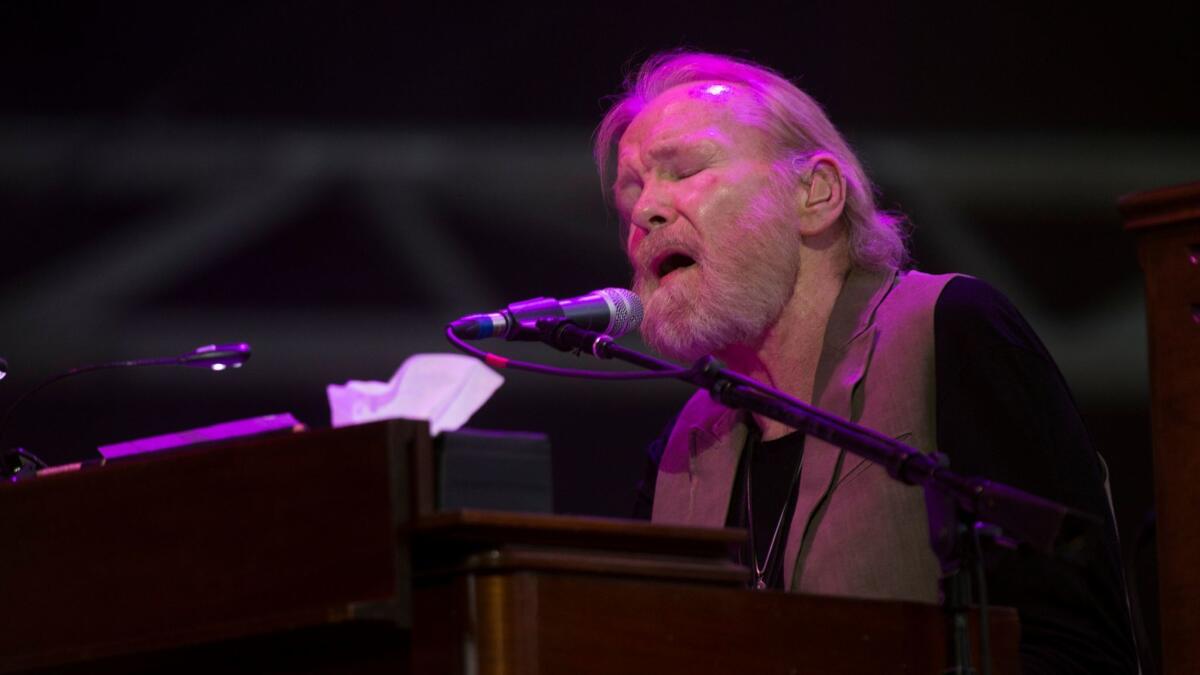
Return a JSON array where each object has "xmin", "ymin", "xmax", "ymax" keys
[{"xmin": 533, "ymin": 318, "xmax": 616, "ymax": 359}]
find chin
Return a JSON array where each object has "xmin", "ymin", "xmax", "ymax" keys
[
  {"xmin": 637, "ymin": 276, "xmax": 750, "ymax": 363},
  {"xmin": 641, "ymin": 313, "xmax": 715, "ymax": 363}
]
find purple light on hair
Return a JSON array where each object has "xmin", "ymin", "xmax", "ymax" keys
[{"xmin": 693, "ymin": 83, "xmax": 733, "ymax": 99}]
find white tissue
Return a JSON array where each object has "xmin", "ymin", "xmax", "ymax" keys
[{"xmin": 327, "ymin": 353, "xmax": 503, "ymax": 435}]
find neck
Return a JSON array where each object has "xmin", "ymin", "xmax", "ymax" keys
[{"xmin": 716, "ymin": 246, "xmax": 849, "ymax": 441}]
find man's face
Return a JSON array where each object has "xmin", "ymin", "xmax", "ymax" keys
[{"xmin": 614, "ymin": 82, "xmax": 801, "ymax": 361}]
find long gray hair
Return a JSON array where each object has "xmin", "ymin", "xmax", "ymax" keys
[{"xmin": 594, "ymin": 51, "xmax": 908, "ymax": 272}]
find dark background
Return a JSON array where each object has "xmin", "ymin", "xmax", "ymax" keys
[{"xmin": 1, "ymin": 0, "xmax": 1197, "ymax": 660}]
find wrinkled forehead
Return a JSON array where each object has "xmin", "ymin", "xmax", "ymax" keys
[{"xmin": 617, "ymin": 81, "xmax": 770, "ymax": 160}]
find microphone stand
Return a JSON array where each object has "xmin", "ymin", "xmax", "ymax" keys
[{"xmin": 534, "ymin": 319, "xmax": 1099, "ymax": 675}]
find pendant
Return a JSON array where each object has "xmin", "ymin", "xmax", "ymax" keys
[{"xmin": 754, "ymin": 577, "xmax": 767, "ymax": 590}]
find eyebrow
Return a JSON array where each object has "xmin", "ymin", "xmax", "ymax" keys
[
  {"xmin": 648, "ymin": 135, "xmax": 721, "ymax": 160},
  {"xmin": 646, "ymin": 142, "xmax": 684, "ymax": 160}
]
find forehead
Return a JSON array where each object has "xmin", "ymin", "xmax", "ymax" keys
[{"xmin": 617, "ymin": 82, "xmax": 768, "ymax": 160}]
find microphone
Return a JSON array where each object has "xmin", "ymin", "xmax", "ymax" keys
[{"xmin": 450, "ymin": 288, "xmax": 643, "ymax": 341}]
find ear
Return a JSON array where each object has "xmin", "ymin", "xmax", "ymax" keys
[{"xmin": 794, "ymin": 153, "xmax": 847, "ymax": 236}]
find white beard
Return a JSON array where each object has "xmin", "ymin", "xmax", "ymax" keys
[{"xmin": 634, "ymin": 193, "xmax": 801, "ymax": 363}]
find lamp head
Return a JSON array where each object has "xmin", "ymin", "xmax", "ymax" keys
[{"xmin": 177, "ymin": 343, "xmax": 252, "ymax": 371}]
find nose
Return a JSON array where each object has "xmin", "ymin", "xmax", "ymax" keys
[{"xmin": 630, "ymin": 180, "xmax": 676, "ymax": 233}]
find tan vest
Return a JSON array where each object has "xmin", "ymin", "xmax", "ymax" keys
[{"xmin": 651, "ymin": 269, "xmax": 957, "ymax": 602}]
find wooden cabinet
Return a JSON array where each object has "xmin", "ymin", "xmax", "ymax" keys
[
  {"xmin": 1121, "ymin": 181, "xmax": 1200, "ymax": 675},
  {"xmin": 1, "ymin": 420, "xmax": 1018, "ymax": 674}
]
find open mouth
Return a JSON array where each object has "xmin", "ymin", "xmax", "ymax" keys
[{"xmin": 656, "ymin": 252, "xmax": 697, "ymax": 280}]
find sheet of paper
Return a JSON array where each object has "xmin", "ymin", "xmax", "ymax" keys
[{"xmin": 98, "ymin": 413, "xmax": 303, "ymax": 460}]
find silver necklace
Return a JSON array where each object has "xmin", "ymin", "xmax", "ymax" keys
[{"xmin": 744, "ymin": 438, "xmax": 804, "ymax": 590}]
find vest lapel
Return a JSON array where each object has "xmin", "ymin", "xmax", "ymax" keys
[
  {"xmin": 651, "ymin": 394, "xmax": 745, "ymax": 527},
  {"xmin": 687, "ymin": 406, "xmax": 746, "ymax": 526},
  {"xmin": 782, "ymin": 268, "xmax": 897, "ymax": 588}
]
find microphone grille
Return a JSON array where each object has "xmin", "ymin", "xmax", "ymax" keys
[{"xmin": 598, "ymin": 288, "xmax": 643, "ymax": 338}]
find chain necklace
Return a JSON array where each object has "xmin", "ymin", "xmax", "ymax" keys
[{"xmin": 744, "ymin": 436, "xmax": 804, "ymax": 590}]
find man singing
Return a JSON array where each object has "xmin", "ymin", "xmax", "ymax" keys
[{"xmin": 596, "ymin": 52, "xmax": 1136, "ymax": 674}]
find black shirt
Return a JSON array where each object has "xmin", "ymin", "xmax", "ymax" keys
[
  {"xmin": 631, "ymin": 275, "xmax": 1137, "ymax": 675},
  {"xmin": 726, "ymin": 424, "xmax": 806, "ymax": 589}
]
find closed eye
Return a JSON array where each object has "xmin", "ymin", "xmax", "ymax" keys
[{"xmin": 614, "ymin": 184, "xmax": 641, "ymax": 218}]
